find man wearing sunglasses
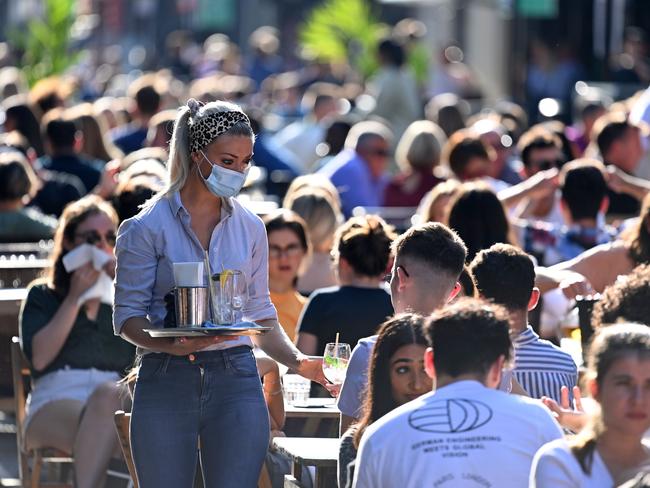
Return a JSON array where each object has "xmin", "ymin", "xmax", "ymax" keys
[
  {"xmin": 318, "ymin": 120, "xmax": 392, "ymax": 218},
  {"xmin": 516, "ymin": 127, "xmax": 566, "ymax": 226}
]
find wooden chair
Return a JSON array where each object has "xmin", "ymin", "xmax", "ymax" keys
[
  {"xmin": 12, "ymin": 337, "xmax": 133, "ymax": 488},
  {"xmin": 114, "ymin": 411, "xmax": 138, "ymax": 488},
  {"xmin": 11, "ymin": 336, "xmax": 73, "ymax": 488}
]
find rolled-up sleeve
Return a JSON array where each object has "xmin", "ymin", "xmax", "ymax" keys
[
  {"xmin": 113, "ymin": 217, "xmax": 158, "ymax": 335},
  {"xmin": 243, "ymin": 218, "xmax": 277, "ymax": 322}
]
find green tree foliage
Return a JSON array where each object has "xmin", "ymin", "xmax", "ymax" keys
[
  {"xmin": 299, "ymin": 0, "xmax": 385, "ymax": 79},
  {"xmin": 11, "ymin": 0, "xmax": 78, "ymax": 86}
]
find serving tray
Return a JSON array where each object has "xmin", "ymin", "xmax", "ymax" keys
[{"xmin": 145, "ymin": 321, "xmax": 272, "ymax": 337}]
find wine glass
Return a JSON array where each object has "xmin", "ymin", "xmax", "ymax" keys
[{"xmin": 322, "ymin": 342, "xmax": 351, "ymax": 385}]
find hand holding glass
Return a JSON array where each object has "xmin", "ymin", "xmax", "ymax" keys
[{"xmin": 322, "ymin": 342, "xmax": 351, "ymax": 385}]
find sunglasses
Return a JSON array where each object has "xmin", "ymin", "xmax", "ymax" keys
[
  {"xmin": 76, "ymin": 230, "xmax": 117, "ymax": 247},
  {"xmin": 531, "ymin": 159, "xmax": 564, "ymax": 171},
  {"xmin": 383, "ymin": 265, "xmax": 410, "ymax": 283}
]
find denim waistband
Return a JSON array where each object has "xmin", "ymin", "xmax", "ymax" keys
[{"xmin": 140, "ymin": 345, "xmax": 252, "ymax": 364}]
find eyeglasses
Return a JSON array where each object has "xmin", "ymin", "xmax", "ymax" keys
[
  {"xmin": 383, "ymin": 265, "xmax": 410, "ymax": 283},
  {"xmin": 75, "ymin": 230, "xmax": 117, "ymax": 247},
  {"xmin": 269, "ymin": 244, "xmax": 304, "ymax": 259}
]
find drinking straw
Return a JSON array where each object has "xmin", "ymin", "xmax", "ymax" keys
[
  {"xmin": 335, "ymin": 332, "xmax": 339, "ymax": 349},
  {"xmin": 203, "ymin": 250, "xmax": 217, "ymax": 323}
]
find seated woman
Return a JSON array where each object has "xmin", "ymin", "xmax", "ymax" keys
[
  {"xmin": 446, "ymin": 182, "xmax": 517, "ymax": 262},
  {"xmin": 19, "ymin": 195, "xmax": 135, "ymax": 488},
  {"xmin": 338, "ymin": 314, "xmax": 431, "ymax": 488},
  {"xmin": 531, "ymin": 323, "xmax": 650, "ymax": 487},
  {"xmin": 263, "ymin": 209, "xmax": 310, "ymax": 341},
  {"xmin": 283, "ymin": 178, "xmax": 343, "ymax": 295},
  {"xmin": 0, "ymin": 151, "xmax": 57, "ymax": 242},
  {"xmin": 295, "ymin": 214, "xmax": 395, "ymax": 357},
  {"xmin": 383, "ymin": 120, "xmax": 446, "ymax": 207}
]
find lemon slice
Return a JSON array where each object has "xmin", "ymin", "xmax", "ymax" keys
[{"xmin": 220, "ymin": 269, "xmax": 235, "ymax": 288}]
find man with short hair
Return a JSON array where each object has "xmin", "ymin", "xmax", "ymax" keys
[
  {"xmin": 593, "ymin": 112, "xmax": 648, "ymax": 216},
  {"xmin": 38, "ymin": 114, "xmax": 102, "ymax": 194},
  {"xmin": 353, "ymin": 299, "xmax": 562, "ymax": 488},
  {"xmin": 318, "ymin": 121, "xmax": 393, "ymax": 217},
  {"xmin": 518, "ymin": 159, "xmax": 616, "ymax": 266},
  {"xmin": 470, "ymin": 243, "xmax": 578, "ymax": 402},
  {"xmin": 111, "ymin": 79, "xmax": 161, "ymax": 155},
  {"xmin": 515, "ymin": 126, "xmax": 565, "ymax": 224},
  {"xmin": 337, "ymin": 222, "xmax": 466, "ymax": 432},
  {"xmin": 273, "ymin": 83, "xmax": 339, "ymax": 172}
]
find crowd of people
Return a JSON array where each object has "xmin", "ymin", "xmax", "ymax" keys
[{"xmin": 2, "ymin": 19, "xmax": 650, "ymax": 488}]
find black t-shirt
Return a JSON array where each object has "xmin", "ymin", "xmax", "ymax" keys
[
  {"xmin": 607, "ymin": 188, "xmax": 640, "ymax": 217},
  {"xmin": 20, "ymin": 283, "xmax": 135, "ymax": 379},
  {"xmin": 297, "ymin": 286, "xmax": 394, "ymax": 356}
]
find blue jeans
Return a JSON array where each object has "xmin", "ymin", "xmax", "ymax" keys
[{"xmin": 130, "ymin": 346, "xmax": 270, "ymax": 488}]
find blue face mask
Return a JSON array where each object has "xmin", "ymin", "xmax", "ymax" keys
[{"xmin": 198, "ymin": 150, "xmax": 249, "ymax": 198}]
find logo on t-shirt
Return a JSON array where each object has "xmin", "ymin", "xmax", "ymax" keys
[{"xmin": 408, "ymin": 399, "xmax": 493, "ymax": 433}]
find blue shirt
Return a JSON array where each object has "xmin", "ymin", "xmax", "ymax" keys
[
  {"xmin": 318, "ymin": 149, "xmax": 389, "ymax": 218},
  {"xmin": 113, "ymin": 192, "xmax": 277, "ymax": 352},
  {"xmin": 512, "ymin": 326, "xmax": 578, "ymax": 403},
  {"xmin": 337, "ymin": 335, "xmax": 378, "ymax": 419},
  {"xmin": 111, "ymin": 125, "xmax": 148, "ymax": 155}
]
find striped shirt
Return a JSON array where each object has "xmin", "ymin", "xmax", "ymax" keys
[{"xmin": 512, "ymin": 326, "xmax": 578, "ymax": 403}]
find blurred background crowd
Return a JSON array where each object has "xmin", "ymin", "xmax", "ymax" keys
[{"xmin": 2, "ymin": 0, "xmax": 650, "ymax": 486}]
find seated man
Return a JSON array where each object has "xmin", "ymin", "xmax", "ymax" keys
[
  {"xmin": 337, "ymin": 222, "xmax": 466, "ymax": 433},
  {"xmin": 318, "ymin": 121, "xmax": 392, "ymax": 218},
  {"xmin": 470, "ymin": 243, "xmax": 578, "ymax": 402},
  {"xmin": 353, "ymin": 299, "xmax": 562, "ymax": 488},
  {"xmin": 517, "ymin": 159, "xmax": 617, "ymax": 266}
]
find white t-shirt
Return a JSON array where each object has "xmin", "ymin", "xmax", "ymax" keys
[
  {"xmin": 353, "ymin": 380, "xmax": 563, "ymax": 488},
  {"xmin": 530, "ymin": 438, "xmax": 613, "ymax": 487}
]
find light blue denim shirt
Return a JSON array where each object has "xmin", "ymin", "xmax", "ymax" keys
[{"xmin": 113, "ymin": 191, "xmax": 277, "ymax": 352}]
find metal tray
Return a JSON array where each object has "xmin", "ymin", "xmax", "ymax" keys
[{"xmin": 145, "ymin": 321, "xmax": 272, "ymax": 338}]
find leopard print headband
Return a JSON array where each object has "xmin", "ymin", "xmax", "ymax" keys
[{"xmin": 188, "ymin": 108, "xmax": 251, "ymax": 153}]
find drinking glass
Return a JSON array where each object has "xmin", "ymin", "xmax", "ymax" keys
[
  {"xmin": 210, "ymin": 270, "xmax": 247, "ymax": 324},
  {"xmin": 322, "ymin": 342, "xmax": 351, "ymax": 385}
]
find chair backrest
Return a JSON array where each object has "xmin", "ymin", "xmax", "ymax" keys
[
  {"xmin": 114, "ymin": 410, "xmax": 138, "ymax": 488},
  {"xmin": 11, "ymin": 336, "xmax": 31, "ymax": 483}
]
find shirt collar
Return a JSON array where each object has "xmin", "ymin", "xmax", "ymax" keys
[
  {"xmin": 168, "ymin": 191, "xmax": 234, "ymax": 219},
  {"xmin": 513, "ymin": 325, "xmax": 539, "ymax": 346}
]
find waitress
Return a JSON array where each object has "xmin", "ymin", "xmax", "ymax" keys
[{"xmin": 114, "ymin": 99, "xmax": 329, "ymax": 488}]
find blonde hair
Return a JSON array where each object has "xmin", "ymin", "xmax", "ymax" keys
[
  {"xmin": 283, "ymin": 174, "xmax": 341, "ymax": 212},
  {"xmin": 395, "ymin": 120, "xmax": 446, "ymax": 172},
  {"xmin": 162, "ymin": 100, "xmax": 253, "ymax": 199},
  {"xmin": 284, "ymin": 188, "xmax": 343, "ymax": 253}
]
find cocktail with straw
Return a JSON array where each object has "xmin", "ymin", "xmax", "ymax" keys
[{"xmin": 322, "ymin": 332, "xmax": 351, "ymax": 385}]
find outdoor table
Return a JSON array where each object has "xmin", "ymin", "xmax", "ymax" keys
[
  {"xmin": 272, "ymin": 437, "xmax": 339, "ymax": 488},
  {"xmin": 285, "ymin": 398, "xmax": 339, "ymax": 419},
  {"xmin": 285, "ymin": 399, "xmax": 339, "ymax": 437}
]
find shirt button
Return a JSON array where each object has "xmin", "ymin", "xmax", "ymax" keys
[{"xmin": 188, "ymin": 354, "xmax": 196, "ymax": 362}]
